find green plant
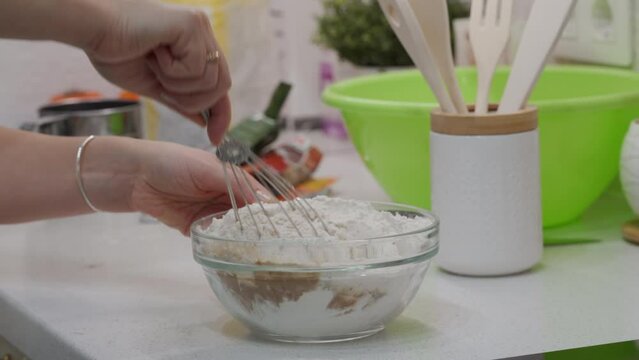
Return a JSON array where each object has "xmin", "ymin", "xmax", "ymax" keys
[
  {"xmin": 315, "ymin": 0, "xmax": 470, "ymax": 67},
  {"xmin": 315, "ymin": 0, "xmax": 411, "ymax": 67}
]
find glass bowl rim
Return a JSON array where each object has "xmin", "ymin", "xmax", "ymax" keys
[
  {"xmin": 190, "ymin": 201, "xmax": 439, "ymax": 245},
  {"xmin": 191, "ymin": 201, "xmax": 439, "ymax": 272}
]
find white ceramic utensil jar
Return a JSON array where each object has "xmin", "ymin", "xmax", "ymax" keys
[{"xmin": 430, "ymin": 106, "xmax": 543, "ymax": 276}]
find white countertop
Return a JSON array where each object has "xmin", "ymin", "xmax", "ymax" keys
[{"xmin": 2, "ymin": 134, "xmax": 639, "ymax": 360}]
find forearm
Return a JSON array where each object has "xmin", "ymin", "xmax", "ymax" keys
[
  {"xmin": 0, "ymin": 128, "xmax": 139, "ymax": 223},
  {"xmin": 0, "ymin": 0, "xmax": 112, "ymax": 49}
]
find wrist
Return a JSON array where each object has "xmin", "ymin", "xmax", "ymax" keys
[
  {"xmin": 51, "ymin": 0, "xmax": 115, "ymax": 50},
  {"xmin": 80, "ymin": 136, "xmax": 144, "ymax": 213},
  {"xmin": 0, "ymin": 0, "xmax": 114, "ymax": 49}
]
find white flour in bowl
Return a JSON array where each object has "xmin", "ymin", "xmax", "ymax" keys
[
  {"xmin": 201, "ymin": 196, "xmax": 432, "ymax": 265},
  {"xmin": 198, "ymin": 196, "xmax": 435, "ymax": 341},
  {"xmin": 206, "ymin": 196, "xmax": 430, "ymax": 241}
]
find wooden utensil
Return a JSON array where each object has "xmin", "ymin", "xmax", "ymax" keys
[
  {"xmin": 469, "ymin": 0, "xmax": 513, "ymax": 115},
  {"xmin": 379, "ymin": 0, "xmax": 456, "ymax": 113},
  {"xmin": 498, "ymin": 0, "xmax": 576, "ymax": 114},
  {"xmin": 622, "ymin": 219, "xmax": 639, "ymax": 245},
  {"xmin": 408, "ymin": 0, "xmax": 467, "ymax": 114}
]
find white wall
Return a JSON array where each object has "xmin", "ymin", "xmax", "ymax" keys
[
  {"xmin": 0, "ymin": 40, "xmax": 120, "ymax": 129},
  {"xmin": 270, "ymin": 0, "xmax": 325, "ymax": 120}
]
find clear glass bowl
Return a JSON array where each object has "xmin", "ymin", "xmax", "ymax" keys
[{"xmin": 191, "ymin": 202, "xmax": 439, "ymax": 343}]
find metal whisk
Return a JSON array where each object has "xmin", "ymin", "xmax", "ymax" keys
[{"xmin": 214, "ymin": 136, "xmax": 330, "ymax": 239}]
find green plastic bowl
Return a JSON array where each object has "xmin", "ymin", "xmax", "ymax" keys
[{"xmin": 323, "ymin": 66, "xmax": 639, "ymax": 228}]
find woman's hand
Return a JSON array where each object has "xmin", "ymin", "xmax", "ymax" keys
[
  {"xmin": 0, "ymin": 0, "xmax": 231, "ymax": 143},
  {"xmin": 129, "ymin": 141, "xmax": 266, "ymax": 235},
  {"xmin": 81, "ymin": 137, "xmax": 266, "ymax": 235},
  {"xmin": 86, "ymin": 0, "xmax": 232, "ymax": 144},
  {"xmin": 0, "ymin": 129, "xmax": 266, "ymax": 234}
]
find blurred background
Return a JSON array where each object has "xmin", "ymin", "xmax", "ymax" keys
[
  {"xmin": 1, "ymin": 0, "xmax": 468, "ymax": 148},
  {"xmin": 0, "ymin": 0, "xmax": 635, "ymax": 148}
]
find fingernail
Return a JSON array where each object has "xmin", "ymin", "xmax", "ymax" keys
[
  {"xmin": 212, "ymin": 133, "xmax": 224, "ymax": 146},
  {"xmin": 256, "ymin": 190, "xmax": 277, "ymax": 203}
]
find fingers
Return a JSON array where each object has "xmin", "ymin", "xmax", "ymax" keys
[
  {"xmin": 144, "ymin": 8, "xmax": 232, "ymax": 142},
  {"xmin": 226, "ymin": 165, "xmax": 274, "ymax": 206},
  {"xmin": 206, "ymin": 94, "xmax": 232, "ymax": 145},
  {"xmin": 159, "ymin": 87, "xmax": 225, "ymax": 115},
  {"xmin": 155, "ymin": 11, "xmax": 210, "ymax": 79},
  {"xmin": 148, "ymin": 48, "xmax": 219, "ymax": 94},
  {"xmin": 149, "ymin": 45, "xmax": 231, "ymax": 115},
  {"xmin": 142, "ymin": 83, "xmax": 206, "ymax": 127},
  {"xmin": 248, "ymin": 176, "xmax": 275, "ymax": 203},
  {"xmin": 154, "ymin": 44, "xmax": 206, "ymax": 80},
  {"xmin": 153, "ymin": 10, "xmax": 222, "ymax": 81},
  {"xmin": 208, "ymin": 153, "xmax": 272, "ymax": 206},
  {"xmin": 149, "ymin": 49, "xmax": 231, "ymax": 129}
]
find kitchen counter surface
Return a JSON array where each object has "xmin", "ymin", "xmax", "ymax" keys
[{"xmin": 2, "ymin": 133, "xmax": 639, "ymax": 360}]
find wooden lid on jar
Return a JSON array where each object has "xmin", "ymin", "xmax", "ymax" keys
[
  {"xmin": 431, "ymin": 105, "xmax": 538, "ymax": 136},
  {"xmin": 623, "ymin": 219, "xmax": 639, "ymax": 245}
]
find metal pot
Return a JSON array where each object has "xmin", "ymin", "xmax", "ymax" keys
[{"xmin": 21, "ymin": 100, "xmax": 144, "ymax": 138}]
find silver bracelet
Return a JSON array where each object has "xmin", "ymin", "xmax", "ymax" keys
[{"xmin": 75, "ymin": 135, "xmax": 100, "ymax": 212}]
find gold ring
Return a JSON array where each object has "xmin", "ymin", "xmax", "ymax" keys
[{"xmin": 206, "ymin": 50, "xmax": 220, "ymax": 64}]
